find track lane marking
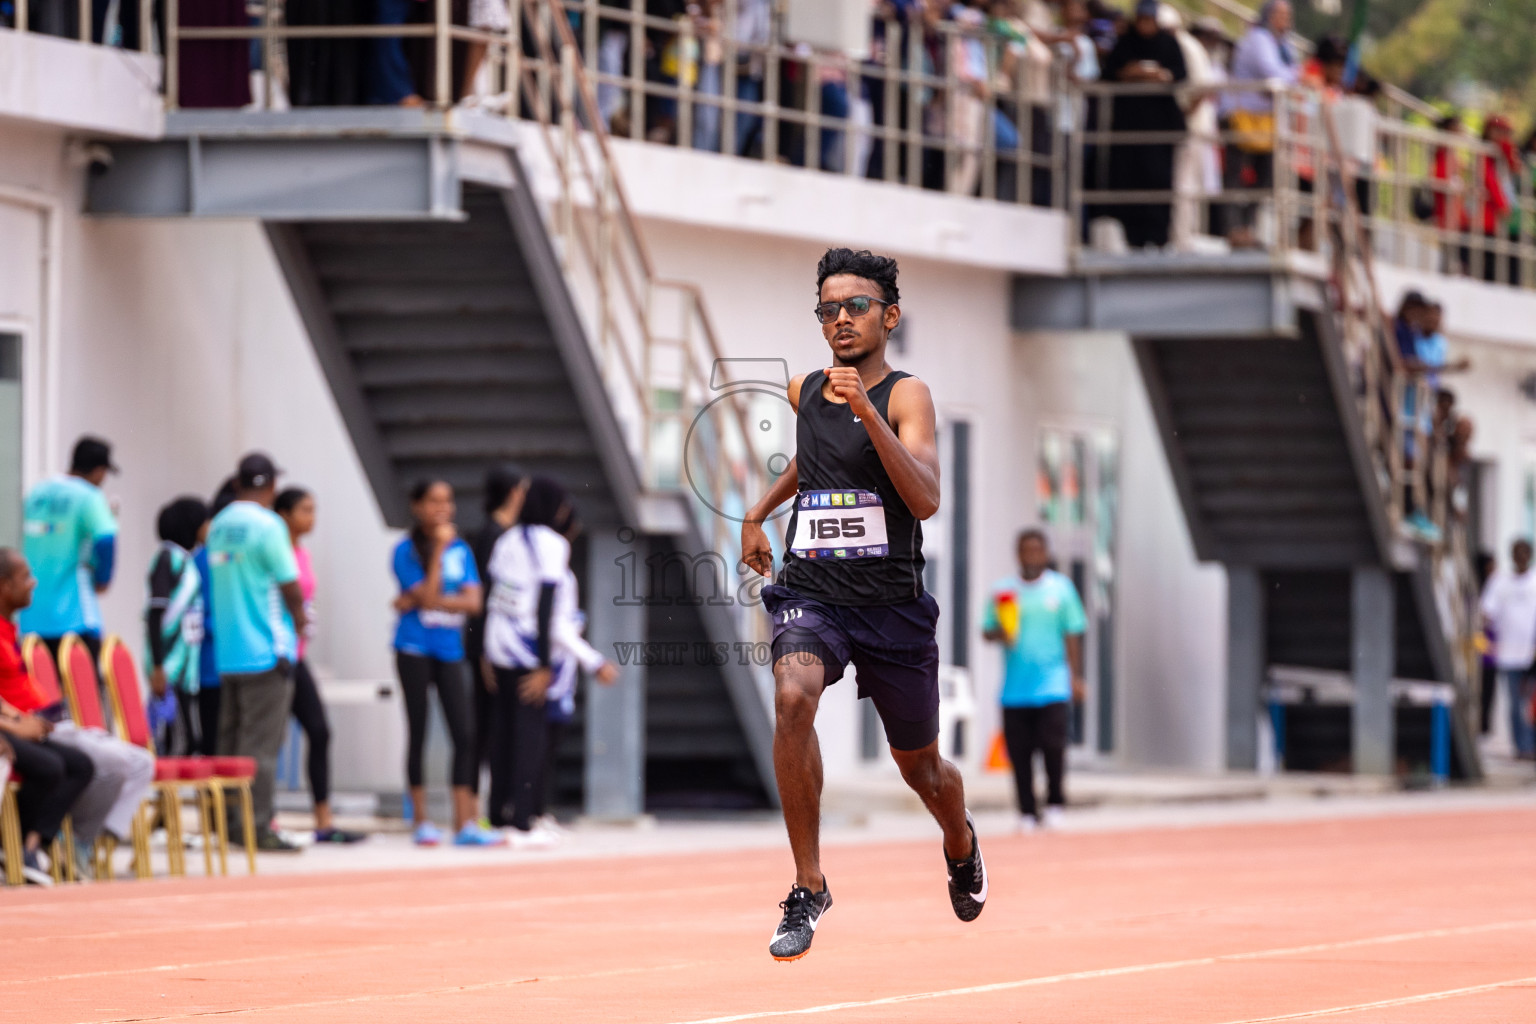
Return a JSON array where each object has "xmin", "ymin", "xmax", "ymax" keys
[
  {"xmin": 64, "ymin": 917, "xmax": 1536, "ymax": 1024},
  {"xmin": 654, "ymin": 918, "xmax": 1536, "ymax": 1024},
  {"xmin": 1211, "ymin": 974, "xmax": 1536, "ymax": 1022}
]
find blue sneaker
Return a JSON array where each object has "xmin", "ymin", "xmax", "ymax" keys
[
  {"xmin": 413, "ymin": 822, "xmax": 444, "ymax": 847},
  {"xmin": 453, "ymin": 823, "xmax": 509, "ymax": 847}
]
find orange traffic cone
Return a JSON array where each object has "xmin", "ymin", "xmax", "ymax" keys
[{"xmin": 986, "ymin": 730, "xmax": 1011, "ymax": 771}]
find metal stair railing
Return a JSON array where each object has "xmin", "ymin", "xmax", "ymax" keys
[
  {"xmin": 1311, "ymin": 99, "xmax": 1480, "ymax": 700},
  {"xmin": 510, "ymin": 0, "xmax": 778, "ymax": 653}
]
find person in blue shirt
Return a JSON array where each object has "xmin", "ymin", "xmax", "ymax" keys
[
  {"xmin": 391, "ymin": 479, "xmax": 498, "ymax": 848},
  {"xmin": 206, "ymin": 454, "xmax": 309, "ymax": 854},
  {"xmin": 982, "ymin": 529, "xmax": 1087, "ymax": 832},
  {"xmin": 19, "ymin": 436, "xmax": 120, "ymax": 661}
]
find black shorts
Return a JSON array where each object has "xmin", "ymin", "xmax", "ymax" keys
[{"xmin": 763, "ymin": 583, "xmax": 941, "ymax": 751}]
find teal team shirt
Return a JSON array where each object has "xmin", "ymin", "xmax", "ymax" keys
[
  {"xmin": 18, "ymin": 475, "xmax": 118, "ymax": 637},
  {"xmin": 983, "ymin": 570, "xmax": 1087, "ymax": 707},
  {"xmin": 206, "ymin": 501, "xmax": 299, "ymax": 675}
]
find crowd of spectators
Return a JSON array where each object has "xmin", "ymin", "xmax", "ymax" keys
[
  {"xmin": 8, "ymin": 0, "xmax": 1535, "ymax": 275},
  {"xmin": 0, "ymin": 436, "xmax": 617, "ymax": 883}
]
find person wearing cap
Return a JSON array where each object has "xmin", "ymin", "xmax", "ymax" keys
[
  {"xmin": 19, "ymin": 436, "xmax": 120, "ymax": 661},
  {"xmin": 205, "ymin": 453, "xmax": 309, "ymax": 853}
]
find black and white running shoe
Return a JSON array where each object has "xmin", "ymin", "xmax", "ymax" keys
[
  {"xmin": 946, "ymin": 810, "xmax": 987, "ymax": 922},
  {"xmin": 769, "ymin": 883, "xmax": 832, "ymax": 961}
]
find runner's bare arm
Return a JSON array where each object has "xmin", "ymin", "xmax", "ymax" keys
[
  {"xmin": 837, "ymin": 373, "xmax": 940, "ymax": 520},
  {"xmin": 740, "ymin": 375, "xmax": 805, "ymax": 577}
]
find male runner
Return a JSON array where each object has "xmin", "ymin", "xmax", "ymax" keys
[{"xmin": 741, "ymin": 248, "xmax": 985, "ymax": 962}]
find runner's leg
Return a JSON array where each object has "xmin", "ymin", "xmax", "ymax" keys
[
  {"xmin": 889, "ymin": 740, "xmax": 971, "ymax": 860},
  {"xmin": 773, "ymin": 651, "xmax": 827, "ymax": 892}
]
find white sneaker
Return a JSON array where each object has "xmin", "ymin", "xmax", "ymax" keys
[
  {"xmin": 1040, "ymin": 805, "xmax": 1065, "ymax": 829},
  {"xmin": 509, "ymin": 825, "xmax": 561, "ymax": 850},
  {"xmin": 1017, "ymin": 815, "xmax": 1038, "ymax": 835},
  {"xmin": 532, "ymin": 814, "xmax": 565, "ymax": 835}
]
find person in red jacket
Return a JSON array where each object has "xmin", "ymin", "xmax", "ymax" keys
[{"xmin": 1477, "ymin": 115, "xmax": 1519, "ymax": 284}]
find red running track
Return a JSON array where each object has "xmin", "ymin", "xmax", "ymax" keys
[{"xmin": 5, "ymin": 807, "xmax": 1535, "ymax": 1023}]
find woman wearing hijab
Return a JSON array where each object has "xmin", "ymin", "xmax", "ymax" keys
[
  {"xmin": 484, "ymin": 479, "xmax": 618, "ymax": 846},
  {"xmin": 1103, "ymin": 0, "xmax": 1188, "ymax": 248}
]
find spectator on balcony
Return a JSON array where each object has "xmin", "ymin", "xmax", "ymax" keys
[
  {"xmin": 732, "ymin": 0, "xmax": 773, "ymax": 157},
  {"xmin": 1188, "ymin": 17, "xmax": 1231, "ymax": 236},
  {"xmin": 1164, "ymin": 5, "xmax": 1220, "ymax": 247},
  {"xmin": 1478, "ymin": 115, "xmax": 1520, "ymax": 285},
  {"xmin": 1102, "ymin": 0, "xmax": 1187, "ymax": 249},
  {"xmin": 369, "ymin": 0, "xmax": 427, "ymax": 106},
  {"xmin": 1432, "ymin": 114, "xmax": 1473, "ymax": 273},
  {"xmin": 287, "ymin": 0, "xmax": 368, "ymax": 106},
  {"xmin": 176, "ymin": 0, "xmax": 252, "ymax": 107},
  {"xmin": 947, "ymin": 0, "xmax": 993, "ymax": 195},
  {"xmin": 1224, "ymin": 0, "xmax": 1298, "ymax": 249},
  {"xmin": 691, "ymin": 1, "xmax": 728, "ymax": 152},
  {"xmin": 1480, "ymin": 538, "xmax": 1536, "ymax": 760},
  {"xmin": 597, "ymin": 0, "xmax": 636, "ymax": 129}
]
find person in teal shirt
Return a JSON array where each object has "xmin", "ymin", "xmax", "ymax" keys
[
  {"xmin": 205, "ymin": 453, "xmax": 308, "ymax": 853},
  {"xmin": 982, "ymin": 528, "xmax": 1086, "ymax": 832},
  {"xmin": 19, "ymin": 436, "xmax": 119, "ymax": 657}
]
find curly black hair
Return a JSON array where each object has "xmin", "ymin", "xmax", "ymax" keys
[{"xmin": 816, "ymin": 248, "xmax": 900, "ymax": 305}]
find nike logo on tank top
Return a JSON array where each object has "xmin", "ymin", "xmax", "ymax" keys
[{"xmin": 780, "ymin": 368, "xmax": 926, "ymax": 606}]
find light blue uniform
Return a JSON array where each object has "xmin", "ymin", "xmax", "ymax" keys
[
  {"xmin": 983, "ymin": 571, "xmax": 1087, "ymax": 707},
  {"xmin": 206, "ymin": 501, "xmax": 299, "ymax": 676},
  {"xmin": 18, "ymin": 475, "xmax": 117, "ymax": 637}
]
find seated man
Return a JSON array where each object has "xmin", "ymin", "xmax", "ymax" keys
[
  {"xmin": 0, "ymin": 547, "xmax": 154, "ymax": 878},
  {"xmin": 0, "ymin": 700, "xmax": 94, "ymax": 884}
]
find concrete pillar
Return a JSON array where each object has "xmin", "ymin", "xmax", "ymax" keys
[
  {"xmin": 1351, "ymin": 566, "xmax": 1395, "ymax": 775},
  {"xmin": 1226, "ymin": 566, "xmax": 1264, "ymax": 771},
  {"xmin": 583, "ymin": 525, "xmax": 648, "ymax": 820}
]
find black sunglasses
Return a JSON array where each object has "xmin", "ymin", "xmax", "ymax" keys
[{"xmin": 814, "ymin": 295, "xmax": 890, "ymax": 325}]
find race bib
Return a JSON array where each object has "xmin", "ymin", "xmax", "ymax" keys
[{"xmin": 791, "ymin": 489, "xmax": 888, "ymax": 560}]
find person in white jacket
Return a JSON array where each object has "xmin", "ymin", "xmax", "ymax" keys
[{"xmin": 484, "ymin": 479, "xmax": 618, "ymax": 846}]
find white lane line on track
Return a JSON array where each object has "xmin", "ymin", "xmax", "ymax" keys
[
  {"xmin": 69, "ymin": 917, "xmax": 1536, "ymax": 1024},
  {"xmin": 657, "ymin": 918, "xmax": 1536, "ymax": 1024},
  {"xmin": 1210, "ymin": 974, "xmax": 1536, "ymax": 1022}
]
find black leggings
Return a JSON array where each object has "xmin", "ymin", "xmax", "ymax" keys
[
  {"xmin": 290, "ymin": 659, "xmax": 332, "ymax": 805},
  {"xmin": 471, "ymin": 660, "xmax": 497, "ymax": 797},
  {"xmin": 396, "ymin": 652, "xmax": 475, "ymax": 789},
  {"xmin": 536, "ymin": 720, "xmax": 564, "ymax": 819},
  {"xmin": 1002, "ymin": 703, "xmax": 1069, "ymax": 818},
  {"xmin": 197, "ymin": 685, "xmax": 222, "ymax": 757},
  {"xmin": 492, "ymin": 666, "xmax": 548, "ymax": 832},
  {"xmin": 9, "ymin": 736, "xmax": 95, "ymax": 841}
]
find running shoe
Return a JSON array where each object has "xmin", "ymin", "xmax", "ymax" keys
[
  {"xmin": 508, "ymin": 825, "xmax": 560, "ymax": 850},
  {"xmin": 945, "ymin": 810, "xmax": 987, "ymax": 922},
  {"xmin": 453, "ymin": 823, "xmax": 509, "ymax": 847},
  {"xmin": 314, "ymin": 828, "xmax": 369, "ymax": 844},
  {"xmin": 413, "ymin": 822, "xmax": 444, "ymax": 847},
  {"xmin": 1040, "ymin": 805, "xmax": 1065, "ymax": 830},
  {"xmin": 769, "ymin": 883, "xmax": 832, "ymax": 961},
  {"xmin": 255, "ymin": 828, "xmax": 304, "ymax": 853},
  {"xmin": 20, "ymin": 849, "xmax": 54, "ymax": 887}
]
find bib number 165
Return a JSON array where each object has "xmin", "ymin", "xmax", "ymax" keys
[{"xmin": 808, "ymin": 517, "xmax": 866, "ymax": 540}]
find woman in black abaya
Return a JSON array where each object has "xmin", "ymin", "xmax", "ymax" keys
[{"xmin": 1102, "ymin": 0, "xmax": 1187, "ymax": 248}]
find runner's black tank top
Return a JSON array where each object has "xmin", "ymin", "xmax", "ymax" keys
[{"xmin": 780, "ymin": 368, "xmax": 925, "ymax": 606}]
